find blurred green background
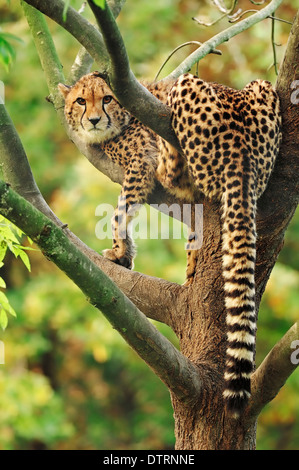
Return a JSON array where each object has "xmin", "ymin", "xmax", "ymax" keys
[{"xmin": 0, "ymin": 0, "xmax": 298, "ymax": 450}]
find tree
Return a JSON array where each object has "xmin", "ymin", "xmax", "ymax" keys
[{"xmin": 0, "ymin": 0, "xmax": 298, "ymax": 450}]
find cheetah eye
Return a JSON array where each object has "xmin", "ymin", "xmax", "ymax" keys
[
  {"xmin": 103, "ymin": 95, "xmax": 113, "ymax": 104},
  {"xmin": 76, "ymin": 97, "xmax": 86, "ymax": 105}
]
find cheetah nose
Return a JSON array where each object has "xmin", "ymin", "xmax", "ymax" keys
[{"xmin": 89, "ymin": 117, "xmax": 101, "ymax": 126}]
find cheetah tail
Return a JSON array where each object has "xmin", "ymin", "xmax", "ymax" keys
[{"xmin": 221, "ymin": 188, "xmax": 257, "ymax": 418}]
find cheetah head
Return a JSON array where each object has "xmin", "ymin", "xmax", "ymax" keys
[{"xmin": 58, "ymin": 72, "xmax": 131, "ymax": 144}]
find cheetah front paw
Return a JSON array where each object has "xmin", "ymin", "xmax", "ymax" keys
[{"xmin": 102, "ymin": 248, "xmax": 134, "ymax": 270}]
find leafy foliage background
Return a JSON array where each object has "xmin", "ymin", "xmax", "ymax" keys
[{"xmin": 0, "ymin": 0, "xmax": 298, "ymax": 450}]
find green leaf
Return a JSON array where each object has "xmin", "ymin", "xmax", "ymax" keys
[
  {"xmin": 18, "ymin": 249, "xmax": 31, "ymax": 272},
  {"xmin": 93, "ymin": 0, "xmax": 106, "ymax": 9},
  {"xmin": 0, "ymin": 225, "xmax": 19, "ymax": 244},
  {"xmin": 0, "ymin": 243, "xmax": 7, "ymax": 263},
  {"xmin": 0, "ymin": 291, "xmax": 17, "ymax": 319},
  {"xmin": 0, "ymin": 32, "xmax": 23, "ymax": 44},
  {"xmin": 0, "ymin": 30, "xmax": 22, "ymax": 72},
  {"xmin": 62, "ymin": 0, "xmax": 70, "ymax": 22},
  {"xmin": 0, "ymin": 309, "xmax": 8, "ymax": 330}
]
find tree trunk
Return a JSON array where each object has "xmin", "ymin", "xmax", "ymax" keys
[
  {"xmin": 166, "ymin": 199, "xmax": 257, "ymax": 450},
  {"xmin": 172, "ymin": 397, "xmax": 257, "ymax": 450},
  {"xmin": 165, "ymin": 9, "xmax": 299, "ymax": 448}
]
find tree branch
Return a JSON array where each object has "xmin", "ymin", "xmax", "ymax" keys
[
  {"xmin": 0, "ymin": 105, "xmax": 60, "ymax": 223},
  {"xmin": 23, "ymin": 0, "xmax": 110, "ymax": 70},
  {"xmin": 22, "ymin": 2, "xmax": 65, "ymax": 111},
  {"xmin": 86, "ymin": 0, "xmax": 181, "ymax": 151},
  {"xmin": 0, "ymin": 179, "xmax": 202, "ymax": 405},
  {"xmin": 67, "ymin": 45, "xmax": 94, "ymax": 85},
  {"xmin": 250, "ymin": 322, "xmax": 299, "ymax": 419}
]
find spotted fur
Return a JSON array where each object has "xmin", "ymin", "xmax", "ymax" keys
[
  {"xmin": 157, "ymin": 73, "xmax": 282, "ymax": 416},
  {"xmin": 59, "ymin": 71, "xmax": 282, "ymax": 417}
]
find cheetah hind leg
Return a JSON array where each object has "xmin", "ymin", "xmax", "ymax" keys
[
  {"xmin": 183, "ymin": 231, "xmax": 199, "ymax": 286},
  {"xmin": 156, "ymin": 139, "xmax": 185, "ymax": 190},
  {"xmin": 183, "ymin": 202, "xmax": 203, "ymax": 286}
]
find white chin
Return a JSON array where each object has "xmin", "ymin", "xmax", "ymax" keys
[
  {"xmin": 73, "ymin": 126, "xmax": 117, "ymax": 144},
  {"xmin": 81, "ymin": 128, "xmax": 103, "ymax": 144}
]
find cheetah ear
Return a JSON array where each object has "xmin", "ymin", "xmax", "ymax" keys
[{"xmin": 58, "ymin": 83, "xmax": 71, "ymax": 99}]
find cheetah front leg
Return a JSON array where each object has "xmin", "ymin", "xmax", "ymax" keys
[
  {"xmin": 102, "ymin": 192, "xmax": 136, "ymax": 269},
  {"xmin": 103, "ymin": 160, "xmax": 156, "ymax": 269}
]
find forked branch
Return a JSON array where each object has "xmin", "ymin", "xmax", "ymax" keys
[{"xmin": 0, "ymin": 180, "xmax": 202, "ymax": 405}]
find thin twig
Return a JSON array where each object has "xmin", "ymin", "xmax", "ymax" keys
[
  {"xmin": 249, "ymin": 0, "xmax": 265, "ymax": 5},
  {"xmin": 154, "ymin": 41, "xmax": 222, "ymax": 81},
  {"xmin": 193, "ymin": 0, "xmax": 238, "ymax": 27},
  {"xmin": 271, "ymin": 13, "xmax": 278, "ymax": 75},
  {"xmin": 228, "ymin": 9, "xmax": 257, "ymax": 23},
  {"xmin": 212, "ymin": 0, "xmax": 231, "ymax": 14},
  {"xmin": 269, "ymin": 15, "xmax": 293, "ymax": 25}
]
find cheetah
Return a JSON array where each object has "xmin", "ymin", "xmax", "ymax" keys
[{"xmin": 59, "ymin": 71, "xmax": 282, "ymax": 417}]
